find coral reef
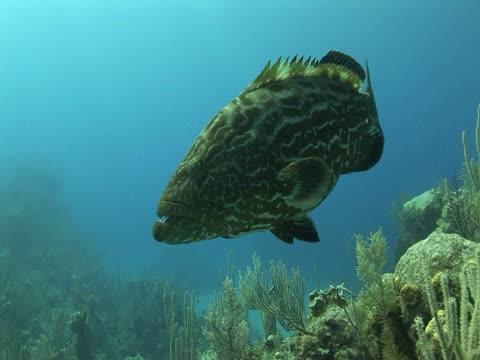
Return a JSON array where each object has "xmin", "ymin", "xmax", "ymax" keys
[
  {"xmin": 3, "ymin": 167, "xmax": 479, "ymax": 360},
  {"xmin": 0, "ymin": 186, "xmax": 477, "ymax": 360},
  {"xmin": 2, "ymin": 105, "xmax": 480, "ymax": 360}
]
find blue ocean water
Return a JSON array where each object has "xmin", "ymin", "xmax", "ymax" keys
[{"xmin": 0, "ymin": 0, "xmax": 479, "ymax": 301}]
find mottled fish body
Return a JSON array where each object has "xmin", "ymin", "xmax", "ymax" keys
[{"xmin": 154, "ymin": 51, "xmax": 384, "ymax": 244}]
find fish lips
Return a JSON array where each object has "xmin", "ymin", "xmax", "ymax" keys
[{"xmin": 153, "ymin": 199, "xmax": 205, "ymax": 243}]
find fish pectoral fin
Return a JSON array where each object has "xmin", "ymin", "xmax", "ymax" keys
[
  {"xmin": 277, "ymin": 156, "xmax": 336, "ymax": 210},
  {"xmin": 271, "ymin": 215, "xmax": 320, "ymax": 243}
]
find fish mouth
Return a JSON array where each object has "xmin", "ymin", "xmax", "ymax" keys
[
  {"xmin": 153, "ymin": 199, "xmax": 206, "ymax": 243},
  {"xmin": 156, "ymin": 199, "xmax": 204, "ymax": 224},
  {"xmin": 154, "ymin": 213, "xmax": 202, "ymax": 228},
  {"xmin": 155, "ymin": 214, "xmax": 198, "ymax": 225},
  {"xmin": 153, "ymin": 215, "xmax": 200, "ymax": 242}
]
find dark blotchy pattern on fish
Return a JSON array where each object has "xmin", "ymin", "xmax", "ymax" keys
[{"xmin": 153, "ymin": 51, "xmax": 384, "ymax": 244}]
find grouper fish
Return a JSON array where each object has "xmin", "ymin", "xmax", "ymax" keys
[{"xmin": 153, "ymin": 50, "xmax": 384, "ymax": 244}]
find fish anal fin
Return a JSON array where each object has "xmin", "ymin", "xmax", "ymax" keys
[
  {"xmin": 271, "ymin": 216, "xmax": 320, "ymax": 243},
  {"xmin": 277, "ymin": 156, "xmax": 337, "ymax": 211},
  {"xmin": 271, "ymin": 228, "xmax": 294, "ymax": 244},
  {"xmin": 289, "ymin": 216, "xmax": 320, "ymax": 242}
]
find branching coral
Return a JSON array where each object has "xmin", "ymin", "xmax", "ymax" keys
[
  {"xmin": 462, "ymin": 104, "xmax": 480, "ymax": 192},
  {"xmin": 355, "ymin": 229, "xmax": 388, "ymax": 288},
  {"xmin": 163, "ymin": 285, "xmax": 197, "ymax": 360},
  {"xmin": 239, "ymin": 254, "xmax": 311, "ymax": 335},
  {"xmin": 203, "ymin": 277, "xmax": 250, "ymax": 360},
  {"xmin": 443, "ymin": 104, "xmax": 480, "ymax": 242},
  {"xmin": 355, "ymin": 229, "xmax": 412, "ymax": 359},
  {"xmin": 260, "ymin": 311, "xmax": 277, "ymax": 339},
  {"xmin": 442, "ymin": 180, "xmax": 475, "ymax": 241},
  {"xmin": 355, "ymin": 229, "xmax": 393, "ymax": 322},
  {"xmin": 415, "ymin": 260, "xmax": 480, "ymax": 359}
]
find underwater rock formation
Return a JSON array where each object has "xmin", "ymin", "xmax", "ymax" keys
[
  {"xmin": 263, "ymin": 285, "xmax": 363, "ymax": 360},
  {"xmin": 394, "ymin": 231, "xmax": 480, "ymax": 325},
  {"xmin": 386, "ymin": 231, "xmax": 479, "ymax": 359},
  {"xmin": 395, "ymin": 231, "xmax": 480, "ymax": 287},
  {"xmin": 394, "ymin": 188, "xmax": 444, "ymax": 262},
  {"xmin": 402, "ymin": 189, "xmax": 444, "ymax": 236},
  {"xmin": 272, "ymin": 230, "xmax": 480, "ymax": 360},
  {"xmin": 308, "ymin": 286, "xmax": 349, "ymax": 318}
]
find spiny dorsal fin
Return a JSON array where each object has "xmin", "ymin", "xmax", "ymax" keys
[
  {"xmin": 319, "ymin": 50, "xmax": 365, "ymax": 81},
  {"xmin": 245, "ymin": 50, "xmax": 364, "ymax": 93}
]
